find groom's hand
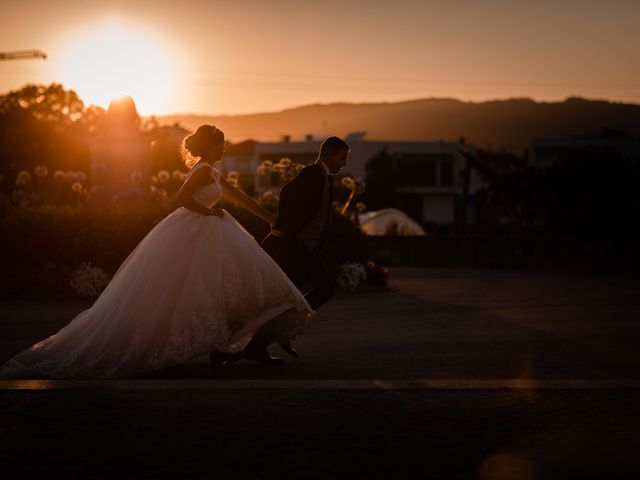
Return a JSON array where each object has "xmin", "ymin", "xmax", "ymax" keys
[{"xmin": 209, "ymin": 207, "xmax": 224, "ymax": 218}]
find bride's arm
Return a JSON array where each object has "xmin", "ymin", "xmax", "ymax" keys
[
  {"xmin": 219, "ymin": 175, "xmax": 276, "ymax": 225},
  {"xmin": 175, "ymin": 168, "xmax": 222, "ymax": 216}
]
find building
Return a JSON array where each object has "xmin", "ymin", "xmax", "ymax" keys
[
  {"xmin": 219, "ymin": 140, "xmax": 258, "ymax": 194},
  {"xmin": 223, "ymin": 135, "xmax": 483, "ymax": 225},
  {"xmin": 532, "ymin": 132, "xmax": 640, "ymax": 167}
]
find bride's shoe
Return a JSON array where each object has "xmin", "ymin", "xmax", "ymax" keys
[
  {"xmin": 278, "ymin": 341, "xmax": 299, "ymax": 358},
  {"xmin": 209, "ymin": 351, "xmax": 244, "ymax": 365},
  {"xmin": 243, "ymin": 345, "xmax": 284, "ymax": 365}
]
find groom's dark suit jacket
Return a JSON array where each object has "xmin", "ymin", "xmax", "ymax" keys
[
  {"xmin": 263, "ymin": 161, "xmax": 335, "ymax": 310},
  {"xmin": 272, "ymin": 162, "xmax": 332, "ymax": 249}
]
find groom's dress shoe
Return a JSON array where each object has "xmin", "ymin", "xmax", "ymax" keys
[
  {"xmin": 278, "ymin": 341, "xmax": 299, "ymax": 358},
  {"xmin": 209, "ymin": 351, "xmax": 244, "ymax": 365},
  {"xmin": 243, "ymin": 346, "xmax": 284, "ymax": 365}
]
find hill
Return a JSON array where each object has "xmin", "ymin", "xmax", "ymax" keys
[{"xmin": 156, "ymin": 97, "xmax": 640, "ymax": 153}]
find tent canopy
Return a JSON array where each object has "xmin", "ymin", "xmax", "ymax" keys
[{"xmin": 358, "ymin": 208, "xmax": 426, "ymax": 236}]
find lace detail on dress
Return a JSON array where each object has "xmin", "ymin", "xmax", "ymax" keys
[{"xmin": 189, "ymin": 163, "xmax": 223, "ymax": 209}]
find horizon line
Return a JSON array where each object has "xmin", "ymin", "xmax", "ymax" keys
[{"xmin": 143, "ymin": 94, "xmax": 640, "ymax": 119}]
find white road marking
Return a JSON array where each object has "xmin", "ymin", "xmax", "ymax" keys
[{"xmin": 1, "ymin": 379, "xmax": 640, "ymax": 390}]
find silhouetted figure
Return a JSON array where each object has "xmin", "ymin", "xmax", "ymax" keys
[{"xmin": 243, "ymin": 136, "xmax": 350, "ymax": 363}]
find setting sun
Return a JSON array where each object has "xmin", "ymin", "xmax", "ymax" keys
[{"xmin": 56, "ymin": 19, "xmax": 173, "ymax": 115}]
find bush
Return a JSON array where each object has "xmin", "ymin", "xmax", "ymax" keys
[
  {"xmin": 0, "ymin": 200, "xmax": 369, "ymax": 284},
  {"xmin": 0, "ymin": 202, "xmax": 175, "ymax": 272},
  {"xmin": 320, "ymin": 210, "xmax": 368, "ymax": 272}
]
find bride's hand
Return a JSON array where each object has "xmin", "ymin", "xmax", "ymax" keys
[{"xmin": 209, "ymin": 207, "xmax": 224, "ymax": 218}]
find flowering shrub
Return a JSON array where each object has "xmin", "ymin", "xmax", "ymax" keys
[
  {"xmin": 172, "ymin": 169, "xmax": 185, "ymax": 181},
  {"xmin": 15, "ymin": 170, "xmax": 33, "ymax": 187},
  {"xmin": 1, "ymin": 263, "xmax": 74, "ymax": 299},
  {"xmin": 69, "ymin": 262, "xmax": 111, "ymax": 297},
  {"xmin": 0, "ymin": 203, "xmax": 176, "ymax": 272},
  {"xmin": 0, "ymin": 160, "xmax": 370, "ymax": 298},
  {"xmin": 338, "ymin": 175, "xmax": 366, "ymax": 215},
  {"xmin": 336, "ymin": 262, "xmax": 367, "ymax": 292},
  {"xmin": 147, "ymin": 168, "xmax": 187, "ymax": 200},
  {"xmin": 257, "ymin": 157, "xmax": 306, "ymax": 188},
  {"xmin": 157, "ymin": 170, "xmax": 170, "ymax": 184},
  {"xmin": 34, "ymin": 165, "xmax": 49, "ymax": 178},
  {"xmin": 227, "ymin": 170, "xmax": 240, "ymax": 187},
  {"xmin": 255, "ymin": 190, "xmax": 278, "ymax": 211}
]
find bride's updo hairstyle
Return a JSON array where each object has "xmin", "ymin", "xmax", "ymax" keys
[{"xmin": 181, "ymin": 124, "xmax": 225, "ymax": 168}]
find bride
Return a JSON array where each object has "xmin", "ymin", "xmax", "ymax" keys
[{"xmin": 0, "ymin": 125, "xmax": 312, "ymax": 379}]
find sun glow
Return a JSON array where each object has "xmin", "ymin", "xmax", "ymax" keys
[{"xmin": 56, "ymin": 19, "xmax": 175, "ymax": 115}]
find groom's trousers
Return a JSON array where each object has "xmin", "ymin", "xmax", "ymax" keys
[{"xmin": 261, "ymin": 233, "xmax": 334, "ymax": 310}]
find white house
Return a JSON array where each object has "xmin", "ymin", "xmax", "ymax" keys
[
  {"xmin": 219, "ymin": 140, "xmax": 258, "ymax": 193},
  {"xmin": 233, "ymin": 136, "xmax": 482, "ymax": 224}
]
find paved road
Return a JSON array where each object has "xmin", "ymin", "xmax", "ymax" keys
[
  {"xmin": 2, "ymin": 268, "xmax": 639, "ymax": 380},
  {"xmin": 1, "ymin": 268, "xmax": 639, "ymax": 478}
]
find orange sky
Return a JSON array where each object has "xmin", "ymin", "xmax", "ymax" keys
[{"xmin": 1, "ymin": 0, "xmax": 639, "ymax": 116}]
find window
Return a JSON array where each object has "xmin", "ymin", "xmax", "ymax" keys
[
  {"xmin": 396, "ymin": 155, "xmax": 437, "ymax": 187},
  {"xmin": 440, "ymin": 158, "xmax": 453, "ymax": 186}
]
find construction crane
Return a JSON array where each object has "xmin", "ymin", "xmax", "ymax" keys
[{"xmin": 0, "ymin": 50, "xmax": 47, "ymax": 61}]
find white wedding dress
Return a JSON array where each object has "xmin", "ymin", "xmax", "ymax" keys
[{"xmin": 0, "ymin": 163, "xmax": 312, "ymax": 379}]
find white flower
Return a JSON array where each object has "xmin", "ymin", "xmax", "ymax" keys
[
  {"xmin": 157, "ymin": 170, "xmax": 170, "ymax": 183},
  {"xmin": 340, "ymin": 176, "xmax": 355, "ymax": 190},
  {"xmin": 336, "ymin": 262, "xmax": 366, "ymax": 292},
  {"xmin": 17, "ymin": 170, "xmax": 32, "ymax": 186},
  {"xmin": 34, "ymin": 165, "xmax": 49, "ymax": 178},
  {"xmin": 15, "ymin": 177, "xmax": 28, "ymax": 188},
  {"xmin": 70, "ymin": 262, "xmax": 111, "ymax": 297}
]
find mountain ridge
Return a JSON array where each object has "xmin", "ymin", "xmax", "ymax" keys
[{"xmin": 154, "ymin": 97, "xmax": 640, "ymax": 153}]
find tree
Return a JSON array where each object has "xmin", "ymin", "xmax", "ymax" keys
[
  {"xmin": 0, "ymin": 83, "xmax": 85, "ymax": 125},
  {"xmin": 477, "ymin": 146, "xmax": 640, "ymax": 239},
  {"xmin": 148, "ymin": 128, "xmax": 188, "ymax": 173},
  {"xmin": 0, "ymin": 84, "xmax": 101, "ymax": 183},
  {"xmin": 363, "ymin": 146, "xmax": 397, "ymax": 210}
]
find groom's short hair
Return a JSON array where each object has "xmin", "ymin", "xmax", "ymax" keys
[{"xmin": 319, "ymin": 136, "xmax": 349, "ymax": 159}]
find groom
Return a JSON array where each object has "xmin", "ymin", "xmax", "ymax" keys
[{"xmin": 245, "ymin": 136, "xmax": 350, "ymax": 363}]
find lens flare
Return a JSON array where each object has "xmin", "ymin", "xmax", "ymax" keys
[{"xmin": 56, "ymin": 19, "xmax": 174, "ymax": 115}]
